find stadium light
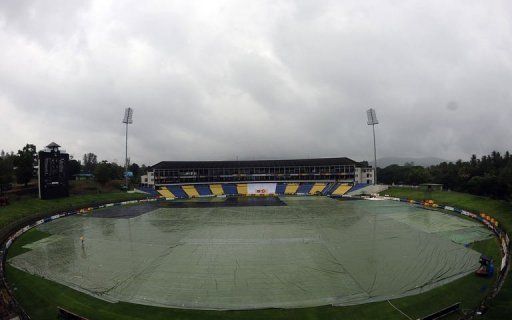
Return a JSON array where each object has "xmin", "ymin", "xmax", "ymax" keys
[
  {"xmin": 122, "ymin": 107, "xmax": 134, "ymax": 189},
  {"xmin": 366, "ymin": 108, "xmax": 378, "ymax": 185}
]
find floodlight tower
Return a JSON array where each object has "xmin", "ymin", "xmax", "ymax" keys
[
  {"xmin": 366, "ymin": 108, "xmax": 378, "ymax": 185},
  {"xmin": 122, "ymin": 107, "xmax": 133, "ymax": 189}
]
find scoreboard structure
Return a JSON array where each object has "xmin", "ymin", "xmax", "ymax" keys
[{"xmin": 38, "ymin": 142, "xmax": 69, "ymax": 200}]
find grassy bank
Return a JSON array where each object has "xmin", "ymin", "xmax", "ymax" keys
[
  {"xmin": 381, "ymin": 187, "xmax": 511, "ymax": 319},
  {"xmin": 0, "ymin": 192, "xmax": 147, "ymax": 231},
  {"xmin": 3, "ymin": 191, "xmax": 503, "ymax": 320}
]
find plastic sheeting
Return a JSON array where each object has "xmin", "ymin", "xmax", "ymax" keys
[{"xmin": 9, "ymin": 198, "xmax": 489, "ymax": 310}]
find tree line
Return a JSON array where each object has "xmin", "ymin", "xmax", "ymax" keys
[
  {"xmin": 0, "ymin": 144, "xmax": 146, "ymax": 194},
  {"xmin": 378, "ymin": 151, "xmax": 512, "ymax": 199}
]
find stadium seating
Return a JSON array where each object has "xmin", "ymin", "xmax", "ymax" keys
[
  {"xmin": 308, "ymin": 183, "xmax": 326, "ymax": 195},
  {"xmin": 222, "ymin": 184, "xmax": 238, "ymax": 195},
  {"xmin": 157, "ymin": 187, "xmax": 175, "ymax": 199},
  {"xmin": 195, "ymin": 185, "xmax": 213, "ymax": 196},
  {"xmin": 237, "ymin": 184, "xmax": 248, "ymax": 195},
  {"xmin": 209, "ymin": 184, "xmax": 224, "ymax": 196},
  {"xmin": 182, "ymin": 185, "xmax": 200, "ymax": 198},
  {"xmin": 284, "ymin": 183, "xmax": 299, "ymax": 195},
  {"xmin": 347, "ymin": 183, "xmax": 368, "ymax": 194},
  {"xmin": 296, "ymin": 183, "xmax": 314, "ymax": 195},
  {"xmin": 321, "ymin": 182, "xmax": 338, "ymax": 195},
  {"xmin": 167, "ymin": 185, "xmax": 188, "ymax": 198},
  {"xmin": 138, "ymin": 186, "xmax": 160, "ymax": 197},
  {"xmin": 331, "ymin": 184, "xmax": 352, "ymax": 196},
  {"xmin": 275, "ymin": 183, "xmax": 287, "ymax": 195}
]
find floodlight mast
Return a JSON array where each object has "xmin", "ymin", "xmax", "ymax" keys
[
  {"xmin": 122, "ymin": 108, "xmax": 133, "ymax": 190},
  {"xmin": 366, "ymin": 108, "xmax": 378, "ymax": 185}
]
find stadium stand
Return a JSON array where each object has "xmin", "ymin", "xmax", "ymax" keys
[
  {"xmin": 157, "ymin": 187, "xmax": 175, "ymax": 199},
  {"xmin": 138, "ymin": 186, "xmax": 159, "ymax": 197},
  {"xmin": 275, "ymin": 183, "xmax": 287, "ymax": 195},
  {"xmin": 237, "ymin": 184, "xmax": 248, "ymax": 195},
  {"xmin": 167, "ymin": 185, "xmax": 188, "ymax": 198},
  {"xmin": 331, "ymin": 184, "xmax": 352, "ymax": 196},
  {"xmin": 182, "ymin": 185, "xmax": 200, "ymax": 198},
  {"xmin": 296, "ymin": 182, "xmax": 314, "ymax": 195},
  {"xmin": 309, "ymin": 183, "xmax": 326, "ymax": 195},
  {"xmin": 285, "ymin": 183, "xmax": 299, "ymax": 195},
  {"xmin": 322, "ymin": 182, "xmax": 338, "ymax": 195},
  {"xmin": 222, "ymin": 184, "xmax": 238, "ymax": 195},
  {"xmin": 195, "ymin": 185, "xmax": 213, "ymax": 196},
  {"xmin": 209, "ymin": 184, "xmax": 224, "ymax": 196},
  {"xmin": 347, "ymin": 183, "xmax": 368, "ymax": 194}
]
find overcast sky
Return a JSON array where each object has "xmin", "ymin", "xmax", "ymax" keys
[{"xmin": 1, "ymin": 1, "xmax": 511, "ymax": 165}]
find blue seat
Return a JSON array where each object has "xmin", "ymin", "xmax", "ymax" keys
[
  {"xmin": 167, "ymin": 185, "xmax": 188, "ymax": 198},
  {"xmin": 296, "ymin": 183, "xmax": 313, "ymax": 194},
  {"xmin": 222, "ymin": 184, "xmax": 238, "ymax": 195},
  {"xmin": 275, "ymin": 183, "xmax": 287, "ymax": 195},
  {"xmin": 196, "ymin": 185, "xmax": 212, "ymax": 196}
]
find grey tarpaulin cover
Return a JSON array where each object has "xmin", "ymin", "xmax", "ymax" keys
[{"xmin": 9, "ymin": 197, "xmax": 490, "ymax": 310}]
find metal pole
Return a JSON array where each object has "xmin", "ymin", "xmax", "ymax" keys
[
  {"xmin": 372, "ymin": 124, "xmax": 377, "ymax": 185},
  {"xmin": 125, "ymin": 121, "xmax": 128, "ymax": 189}
]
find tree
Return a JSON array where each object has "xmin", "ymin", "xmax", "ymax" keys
[
  {"xmin": 15, "ymin": 144, "xmax": 37, "ymax": 187},
  {"xmin": 83, "ymin": 153, "xmax": 98, "ymax": 173},
  {"xmin": 94, "ymin": 161, "xmax": 112, "ymax": 185},
  {"xmin": 68, "ymin": 159, "xmax": 82, "ymax": 179},
  {"xmin": 0, "ymin": 151, "xmax": 15, "ymax": 194}
]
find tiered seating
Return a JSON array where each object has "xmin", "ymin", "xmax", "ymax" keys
[
  {"xmin": 321, "ymin": 182, "xmax": 338, "ymax": 195},
  {"xmin": 182, "ymin": 185, "xmax": 200, "ymax": 198},
  {"xmin": 275, "ymin": 183, "xmax": 287, "ymax": 195},
  {"xmin": 308, "ymin": 183, "xmax": 326, "ymax": 195},
  {"xmin": 167, "ymin": 185, "xmax": 188, "ymax": 198},
  {"xmin": 209, "ymin": 184, "xmax": 224, "ymax": 196},
  {"xmin": 331, "ymin": 184, "xmax": 352, "ymax": 196},
  {"xmin": 138, "ymin": 186, "xmax": 159, "ymax": 197},
  {"xmin": 222, "ymin": 184, "xmax": 238, "ymax": 195},
  {"xmin": 284, "ymin": 183, "xmax": 299, "ymax": 195},
  {"xmin": 237, "ymin": 184, "xmax": 248, "ymax": 195},
  {"xmin": 195, "ymin": 185, "xmax": 213, "ymax": 196},
  {"xmin": 347, "ymin": 183, "xmax": 368, "ymax": 194},
  {"xmin": 296, "ymin": 182, "xmax": 314, "ymax": 194},
  {"xmin": 157, "ymin": 187, "xmax": 175, "ymax": 199}
]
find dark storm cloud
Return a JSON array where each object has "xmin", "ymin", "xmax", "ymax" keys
[{"xmin": 0, "ymin": 0, "xmax": 511, "ymax": 165}]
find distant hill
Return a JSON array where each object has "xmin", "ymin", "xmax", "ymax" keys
[{"xmin": 376, "ymin": 157, "xmax": 447, "ymax": 168}]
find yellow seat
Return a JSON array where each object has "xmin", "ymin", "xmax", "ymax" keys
[
  {"xmin": 157, "ymin": 188, "xmax": 175, "ymax": 199},
  {"xmin": 332, "ymin": 184, "xmax": 351, "ymax": 195},
  {"xmin": 210, "ymin": 184, "xmax": 224, "ymax": 196},
  {"xmin": 237, "ymin": 184, "xmax": 248, "ymax": 195},
  {"xmin": 182, "ymin": 185, "xmax": 200, "ymax": 198},
  {"xmin": 285, "ymin": 183, "xmax": 299, "ymax": 195},
  {"xmin": 309, "ymin": 183, "xmax": 326, "ymax": 195}
]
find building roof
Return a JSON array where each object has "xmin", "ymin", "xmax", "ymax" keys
[
  {"xmin": 150, "ymin": 157, "xmax": 361, "ymax": 170},
  {"xmin": 46, "ymin": 142, "xmax": 60, "ymax": 148}
]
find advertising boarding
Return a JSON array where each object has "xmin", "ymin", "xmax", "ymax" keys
[{"xmin": 247, "ymin": 183, "xmax": 277, "ymax": 195}]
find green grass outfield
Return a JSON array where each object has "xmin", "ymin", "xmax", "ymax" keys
[
  {"xmin": 2, "ymin": 191, "xmax": 505, "ymax": 320},
  {"xmin": 381, "ymin": 187, "xmax": 512, "ymax": 319}
]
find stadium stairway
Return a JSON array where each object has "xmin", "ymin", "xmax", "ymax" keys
[
  {"xmin": 194, "ymin": 185, "xmax": 212, "ymax": 196},
  {"xmin": 296, "ymin": 183, "xmax": 314, "ymax": 195},
  {"xmin": 209, "ymin": 184, "xmax": 224, "ymax": 196},
  {"xmin": 275, "ymin": 183, "xmax": 287, "ymax": 195},
  {"xmin": 237, "ymin": 184, "xmax": 248, "ymax": 195},
  {"xmin": 167, "ymin": 185, "xmax": 188, "ymax": 199},
  {"xmin": 157, "ymin": 187, "xmax": 175, "ymax": 199},
  {"xmin": 331, "ymin": 184, "xmax": 352, "ymax": 196},
  {"xmin": 182, "ymin": 185, "xmax": 200, "ymax": 198},
  {"xmin": 309, "ymin": 183, "xmax": 326, "ymax": 195},
  {"xmin": 284, "ymin": 183, "xmax": 299, "ymax": 195},
  {"xmin": 222, "ymin": 184, "xmax": 238, "ymax": 196},
  {"xmin": 322, "ymin": 182, "xmax": 339, "ymax": 195}
]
